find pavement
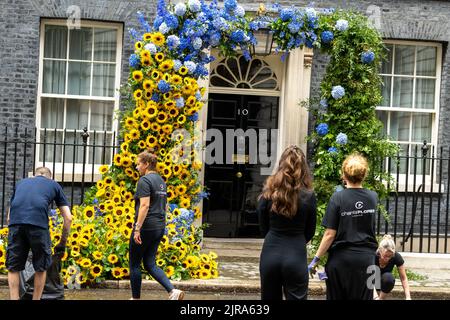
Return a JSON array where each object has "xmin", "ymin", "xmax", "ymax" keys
[{"xmin": 1, "ymin": 238, "xmax": 450, "ymax": 300}]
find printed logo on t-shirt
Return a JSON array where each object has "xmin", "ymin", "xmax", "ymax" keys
[
  {"xmin": 341, "ymin": 201, "xmax": 375, "ymax": 217},
  {"xmin": 355, "ymin": 201, "xmax": 364, "ymax": 209}
]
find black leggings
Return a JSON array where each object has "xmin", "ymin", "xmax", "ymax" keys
[
  {"xmin": 259, "ymin": 231, "xmax": 309, "ymax": 300},
  {"xmin": 380, "ymin": 272, "xmax": 395, "ymax": 293},
  {"xmin": 129, "ymin": 229, "xmax": 174, "ymax": 299}
]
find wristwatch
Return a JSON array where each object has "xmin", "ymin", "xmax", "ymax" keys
[{"xmin": 134, "ymin": 222, "xmax": 142, "ymax": 231}]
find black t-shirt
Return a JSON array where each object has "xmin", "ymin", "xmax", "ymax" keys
[
  {"xmin": 322, "ymin": 188, "xmax": 378, "ymax": 251},
  {"xmin": 134, "ymin": 173, "xmax": 167, "ymax": 231},
  {"xmin": 375, "ymin": 251, "xmax": 404, "ymax": 274},
  {"xmin": 257, "ymin": 190, "xmax": 317, "ymax": 241}
]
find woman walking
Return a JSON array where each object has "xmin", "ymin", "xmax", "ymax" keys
[
  {"xmin": 129, "ymin": 150, "xmax": 184, "ymax": 300},
  {"xmin": 257, "ymin": 145, "xmax": 317, "ymax": 300}
]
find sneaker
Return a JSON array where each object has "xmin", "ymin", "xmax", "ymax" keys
[{"xmin": 169, "ymin": 289, "xmax": 185, "ymax": 300}]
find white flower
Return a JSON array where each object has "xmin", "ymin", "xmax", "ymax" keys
[
  {"xmin": 184, "ymin": 61, "xmax": 197, "ymax": 74},
  {"xmin": 234, "ymin": 5, "xmax": 245, "ymax": 17},
  {"xmin": 188, "ymin": 0, "xmax": 201, "ymax": 12},
  {"xmin": 193, "ymin": 37, "xmax": 203, "ymax": 50},
  {"xmin": 144, "ymin": 43, "xmax": 157, "ymax": 54},
  {"xmin": 305, "ymin": 8, "xmax": 317, "ymax": 19},
  {"xmin": 174, "ymin": 2, "xmax": 187, "ymax": 16},
  {"xmin": 335, "ymin": 19, "xmax": 349, "ymax": 32},
  {"xmin": 159, "ymin": 22, "xmax": 170, "ymax": 34}
]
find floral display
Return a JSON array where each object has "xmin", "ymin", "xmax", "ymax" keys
[{"xmin": 0, "ymin": 1, "xmax": 397, "ymax": 283}]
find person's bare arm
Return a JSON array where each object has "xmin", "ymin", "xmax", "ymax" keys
[
  {"xmin": 6, "ymin": 207, "xmax": 10, "ymax": 225},
  {"xmin": 58, "ymin": 206, "xmax": 72, "ymax": 246},
  {"xmin": 398, "ymin": 265, "xmax": 412, "ymax": 300},
  {"xmin": 315, "ymin": 228, "xmax": 337, "ymax": 258}
]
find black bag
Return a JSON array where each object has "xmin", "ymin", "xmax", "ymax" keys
[{"xmin": 19, "ymin": 252, "xmax": 65, "ymax": 300}]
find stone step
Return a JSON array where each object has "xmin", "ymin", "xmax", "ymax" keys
[{"xmin": 202, "ymin": 237, "xmax": 263, "ymax": 250}]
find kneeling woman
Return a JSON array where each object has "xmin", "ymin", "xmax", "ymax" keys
[{"xmin": 374, "ymin": 234, "xmax": 411, "ymax": 300}]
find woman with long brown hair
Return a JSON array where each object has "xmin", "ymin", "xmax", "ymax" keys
[{"xmin": 257, "ymin": 145, "xmax": 317, "ymax": 300}]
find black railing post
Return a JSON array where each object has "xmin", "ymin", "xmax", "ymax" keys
[
  {"xmin": 1, "ymin": 127, "xmax": 8, "ymax": 227},
  {"xmin": 436, "ymin": 146, "xmax": 443, "ymax": 253},
  {"xmin": 419, "ymin": 141, "xmax": 428, "ymax": 253},
  {"xmin": 428, "ymin": 145, "xmax": 435, "ymax": 253},
  {"xmin": 80, "ymin": 127, "xmax": 89, "ymax": 204},
  {"xmin": 22, "ymin": 128, "xmax": 28, "ymax": 179},
  {"xmin": 12, "ymin": 127, "xmax": 18, "ymax": 192}
]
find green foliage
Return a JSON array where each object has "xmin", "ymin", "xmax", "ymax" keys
[{"xmin": 304, "ymin": 11, "xmax": 399, "ymax": 254}]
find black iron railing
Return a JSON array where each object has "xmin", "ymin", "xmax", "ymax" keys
[{"xmin": 1, "ymin": 129, "xmax": 450, "ymax": 253}]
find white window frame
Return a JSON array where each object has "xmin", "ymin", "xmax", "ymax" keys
[
  {"xmin": 377, "ymin": 40, "xmax": 442, "ymax": 192},
  {"xmin": 36, "ymin": 19, "xmax": 123, "ymax": 180}
]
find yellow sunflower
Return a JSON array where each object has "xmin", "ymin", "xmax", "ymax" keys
[
  {"xmin": 164, "ymin": 265, "xmax": 175, "ymax": 278},
  {"xmin": 90, "ymin": 264, "xmax": 103, "ymax": 278},
  {"xmin": 143, "ymin": 79, "xmax": 153, "ymax": 91},
  {"xmin": 83, "ymin": 206, "xmax": 95, "ymax": 219},
  {"xmin": 178, "ymin": 66, "xmax": 188, "ymax": 75},
  {"xmin": 99, "ymin": 165, "xmax": 108, "ymax": 174},
  {"xmin": 143, "ymin": 33, "xmax": 152, "ymax": 41},
  {"xmin": 156, "ymin": 111, "xmax": 168, "ymax": 124},
  {"xmin": 133, "ymin": 89, "xmax": 143, "ymax": 100},
  {"xmin": 111, "ymin": 267, "xmax": 122, "ymax": 279},
  {"xmin": 135, "ymin": 41, "xmax": 143, "ymax": 50},
  {"xmin": 154, "ymin": 52, "xmax": 165, "ymax": 62},
  {"xmin": 107, "ymin": 254, "xmax": 119, "ymax": 264},
  {"xmin": 159, "ymin": 60, "xmax": 174, "ymax": 72},
  {"xmin": 151, "ymin": 32, "xmax": 165, "ymax": 46},
  {"xmin": 132, "ymin": 70, "xmax": 143, "ymax": 82},
  {"xmin": 146, "ymin": 135, "xmax": 158, "ymax": 148}
]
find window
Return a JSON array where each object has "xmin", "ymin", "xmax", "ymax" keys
[
  {"xmin": 37, "ymin": 20, "xmax": 122, "ymax": 173},
  {"xmin": 377, "ymin": 41, "xmax": 441, "ymax": 177}
]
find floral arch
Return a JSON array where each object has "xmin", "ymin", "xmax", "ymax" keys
[{"xmin": 0, "ymin": 0, "xmax": 397, "ymax": 284}]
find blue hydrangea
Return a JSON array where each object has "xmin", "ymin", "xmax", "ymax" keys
[
  {"xmin": 336, "ymin": 132, "xmax": 348, "ymax": 145},
  {"xmin": 321, "ymin": 31, "xmax": 334, "ymax": 43},
  {"xmin": 320, "ymin": 98, "xmax": 328, "ymax": 109},
  {"xmin": 195, "ymin": 64, "xmax": 209, "ymax": 77},
  {"xmin": 167, "ymin": 35, "xmax": 180, "ymax": 49},
  {"xmin": 189, "ymin": 112, "xmax": 199, "ymax": 122},
  {"xmin": 288, "ymin": 21, "xmax": 301, "ymax": 33},
  {"xmin": 169, "ymin": 204, "xmax": 178, "ymax": 212},
  {"xmin": 213, "ymin": 17, "xmax": 229, "ymax": 31},
  {"xmin": 144, "ymin": 43, "xmax": 157, "ymax": 54},
  {"xmin": 174, "ymin": 2, "xmax": 187, "ymax": 16},
  {"xmin": 188, "ymin": 0, "xmax": 201, "ymax": 12},
  {"xmin": 129, "ymin": 54, "xmax": 140, "ymax": 69},
  {"xmin": 224, "ymin": 0, "xmax": 237, "ymax": 12},
  {"xmin": 195, "ymin": 90, "xmax": 202, "ymax": 100},
  {"xmin": 184, "ymin": 61, "xmax": 197, "ymax": 74},
  {"xmin": 175, "ymin": 97, "xmax": 185, "ymax": 108},
  {"xmin": 335, "ymin": 19, "xmax": 349, "ymax": 32},
  {"xmin": 193, "ymin": 37, "xmax": 203, "ymax": 50},
  {"xmin": 173, "ymin": 59, "xmax": 182, "ymax": 71},
  {"xmin": 231, "ymin": 30, "xmax": 247, "ymax": 43},
  {"xmin": 328, "ymin": 146, "xmax": 338, "ymax": 153},
  {"xmin": 151, "ymin": 92, "xmax": 160, "ymax": 102},
  {"xmin": 361, "ymin": 50, "xmax": 375, "ymax": 64},
  {"xmin": 165, "ymin": 14, "xmax": 179, "ymax": 29},
  {"xmin": 209, "ymin": 32, "xmax": 221, "ymax": 46},
  {"xmin": 331, "ymin": 85, "xmax": 345, "ymax": 99},
  {"xmin": 280, "ymin": 8, "xmax": 294, "ymax": 21},
  {"xmin": 157, "ymin": 80, "xmax": 171, "ymax": 93},
  {"xmin": 159, "ymin": 22, "xmax": 171, "ymax": 34},
  {"xmin": 316, "ymin": 123, "xmax": 329, "ymax": 136},
  {"xmin": 153, "ymin": 16, "xmax": 164, "ymax": 30},
  {"xmin": 234, "ymin": 5, "xmax": 245, "ymax": 17}
]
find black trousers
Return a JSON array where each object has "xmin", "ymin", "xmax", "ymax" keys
[
  {"xmin": 259, "ymin": 231, "xmax": 309, "ymax": 300},
  {"xmin": 325, "ymin": 247, "xmax": 376, "ymax": 300}
]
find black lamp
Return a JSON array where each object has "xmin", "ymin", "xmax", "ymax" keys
[{"xmin": 251, "ymin": 27, "xmax": 274, "ymax": 56}]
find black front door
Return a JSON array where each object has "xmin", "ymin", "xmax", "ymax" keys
[{"xmin": 203, "ymin": 93, "xmax": 279, "ymax": 237}]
